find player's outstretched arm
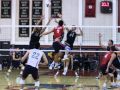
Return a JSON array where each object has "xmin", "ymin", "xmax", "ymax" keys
[
  {"xmin": 40, "ymin": 28, "xmax": 54, "ymax": 36},
  {"xmin": 40, "ymin": 17, "xmax": 53, "ymax": 35},
  {"xmin": 40, "ymin": 53, "xmax": 48, "ymax": 65},
  {"xmin": 99, "ymin": 33, "xmax": 106, "ymax": 49},
  {"xmin": 21, "ymin": 50, "xmax": 29, "ymax": 62},
  {"xmin": 32, "ymin": 16, "xmax": 44, "ymax": 32},
  {"xmin": 76, "ymin": 28, "xmax": 83, "ymax": 36}
]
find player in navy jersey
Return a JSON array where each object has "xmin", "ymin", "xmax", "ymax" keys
[
  {"xmin": 29, "ymin": 17, "xmax": 52, "ymax": 49},
  {"xmin": 61, "ymin": 26, "xmax": 83, "ymax": 76}
]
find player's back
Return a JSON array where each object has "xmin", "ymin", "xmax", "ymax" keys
[{"xmin": 27, "ymin": 49, "xmax": 43, "ymax": 69}]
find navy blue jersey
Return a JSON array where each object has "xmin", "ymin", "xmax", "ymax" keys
[
  {"xmin": 30, "ymin": 32, "xmax": 40, "ymax": 43},
  {"xmin": 65, "ymin": 31, "xmax": 77, "ymax": 48},
  {"xmin": 29, "ymin": 32, "xmax": 40, "ymax": 49}
]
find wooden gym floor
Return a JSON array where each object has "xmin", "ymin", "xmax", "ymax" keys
[{"xmin": 0, "ymin": 69, "xmax": 120, "ymax": 90}]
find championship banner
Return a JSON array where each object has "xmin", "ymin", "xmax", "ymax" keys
[{"xmin": 85, "ymin": 0, "xmax": 96, "ymax": 17}]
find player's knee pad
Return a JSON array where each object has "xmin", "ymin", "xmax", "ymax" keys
[
  {"xmin": 35, "ymin": 81, "xmax": 40, "ymax": 87},
  {"xmin": 20, "ymin": 78, "xmax": 25, "ymax": 85}
]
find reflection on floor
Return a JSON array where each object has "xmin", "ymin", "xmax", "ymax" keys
[{"xmin": 0, "ymin": 70, "xmax": 120, "ymax": 90}]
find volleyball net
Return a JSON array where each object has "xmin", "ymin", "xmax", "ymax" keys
[
  {"xmin": 0, "ymin": 25, "xmax": 119, "ymax": 46},
  {"xmin": 0, "ymin": 25, "xmax": 120, "ymax": 72}
]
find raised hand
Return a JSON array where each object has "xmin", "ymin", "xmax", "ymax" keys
[
  {"xmin": 57, "ymin": 13, "xmax": 62, "ymax": 18},
  {"xmin": 99, "ymin": 33, "xmax": 102, "ymax": 38}
]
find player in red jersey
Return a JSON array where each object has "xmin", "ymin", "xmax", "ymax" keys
[
  {"xmin": 100, "ymin": 52, "xmax": 113, "ymax": 76},
  {"xmin": 100, "ymin": 48, "xmax": 118, "ymax": 88},
  {"xmin": 105, "ymin": 46, "xmax": 120, "ymax": 87},
  {"xmin": 41, "ymin": 20, "xmax": 64, "ymax": 69}
]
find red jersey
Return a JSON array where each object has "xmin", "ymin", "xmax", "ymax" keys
[
  {"xmin": 101, "ymin": 52, "xmax": 112, "ymax": 66},
  {"xmin": 53, "ymin": 26, "xmax": 64, "ymax": 41}
]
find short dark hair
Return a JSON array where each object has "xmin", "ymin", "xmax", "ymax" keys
[
  {"xmin": 34, "ymin": 42, "xmax": 40, "ymax": 49},
  {"xmin": 58, "ymin": 20, "xmax": 64, "ymax": 26},
  {"xmin": 109, "ymin": 39, "xmax": 114, "ymax": 45}
]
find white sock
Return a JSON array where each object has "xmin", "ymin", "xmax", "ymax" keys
[
  {"xmin": 75, "ymin": 71, "xmax": 78, "ymax": 76},
  {"xmin": 64, "ymin": 54, "xmax": 67, "ymax": 58},
  {"xmin": 20, "ymin": 78, "xmax": 25, "ymax": 85},
  {"xmin": 103, "ymin": 82, "xmax": 107, "ymax": 87},
  {"xmin": 20, "ymin": 78, "xmax": 25, "ymax": 90},
  {"xmin": 63, "ymin": 67, "xmax": 65, "ymax": 72},
  {"xmin": 65, "ymin": 67, "xmax": 68, "ymax": 73},
  {"xmin": 55, "ymin": 71, "xmax": 59, "ymax": 76},
  {"xmin": 20, "ymin": 71, "xmax": 23, "ymax": 75},
  {"xmin": 35, "ymin": 81, "xmax": 40, "ymax": 87}
]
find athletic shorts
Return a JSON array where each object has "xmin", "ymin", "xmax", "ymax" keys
[
  {"xmin": 100, "ymin": 65, "xmax": 117, "ymax": 78},
  {"xmin": 52, "ymin": 41, "xmax": 64, "ymax": 53},
  {"xmin": 65, "ymin": 45, "xmax": 71, "ymax": 51},
  {"xmin": 22, "ymin": 65, "xmax": 39, "ymax": 80},
  {"xmin": 113, "ymin": 59, "xmax": 120, "ymax": 69}
]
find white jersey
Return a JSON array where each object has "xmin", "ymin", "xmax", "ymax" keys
[{"xmin": 26, "ymin": 49, "xmax": 43, "ymax": 69}]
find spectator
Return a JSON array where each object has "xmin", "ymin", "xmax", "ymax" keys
[
  {"xmin": 72, "ymin": 54, "xmax": 80, "ymax": 77},
  {"xmin": 83, "ymin": 53, "xmax": 90, "ymax": 71},
  {"xmin": 12, "ymin": 48, "xmax": 21, "ymax": 69},
  {"xmin": 79, "ymin": 53, "xmax": 84, "ymax": 70}
]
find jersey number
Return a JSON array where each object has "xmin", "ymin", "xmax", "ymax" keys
[
  {"xmin": 32, "ymin": 52, "xmax": 40, "ymax": 59},
  {"xmin": 70, "ymin": 33, "xmax": 74, "ymax": 37},
  {"xmin": 57, "ymin": 29, "xmax": 60, "ymax": 34}
]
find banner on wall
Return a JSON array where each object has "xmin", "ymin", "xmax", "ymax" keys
[
  {"xmin": 1, "ymin": 0, "xmax": 11, "ymax": 18},
  {"xmin": 19, "ymin": 0, "xmax": 29, "ymax": 37},
  {"xmin": 85, "ymin": 0, "xmax": 96, "ymax": 17},
  {"xmin": 51, "ymin": 0, "xmax": 62, "ymax": 18},
  {"xmin": 32, "ymin": 0, "xmax": 43, "ymax": 30}
]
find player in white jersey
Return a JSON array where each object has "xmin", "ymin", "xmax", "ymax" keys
[{"xmin": 19, "ymin": 42, "xmax": 48, "ymax": 90}]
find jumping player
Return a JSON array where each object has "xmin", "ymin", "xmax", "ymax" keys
[
  {"xmin": 61, "ymin": 26, "xmax": 83, "ymax": 76},
  {"xmin": 41, "ymin": 20, "xmax": 64, "ymax": 70},
  {"xmin": 19, "ymin": 42, "xmax": 48, "ymax": 90},
  {"xmin": 29, "ymin": 17, "xmax": 52, "ymax": 49}
]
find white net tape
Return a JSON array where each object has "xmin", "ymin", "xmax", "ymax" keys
[
  {"xmin": 0, "ymin": 49, "xmax": 119, "ymax": 53},
  {"xmin": 0, "ymin": 25, "xmax": 120, "ymax": 28}
]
